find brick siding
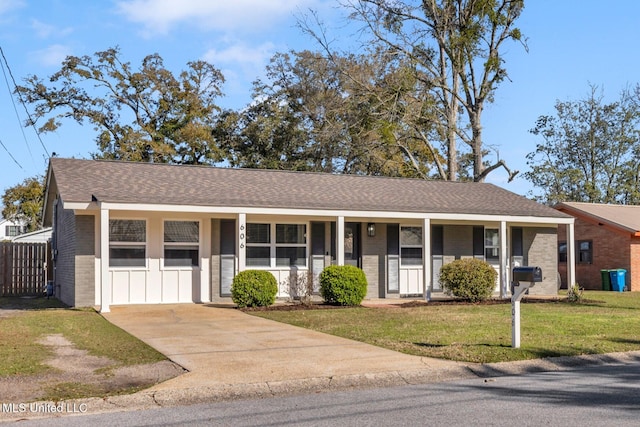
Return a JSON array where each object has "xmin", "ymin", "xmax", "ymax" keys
[
  {"xmin": 73, "ymin": 215, "xmax": 95, "ymax": 306},
  {"xmin": 558, "ymin": 217, "xmax": 632, "ymax": 290},
  {"xmin": 53, "ymin": 201, "xmax": 76, "ymax": 306},
  {"xmin": 524, "ymin": 227, "xmax": 558, "ymax": 295}
]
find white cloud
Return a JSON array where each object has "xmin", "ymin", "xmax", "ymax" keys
[
  {"xmin": 202, "ymin": 42, "xmax": 275, "ymax": 71},
  {"xmin": 115, "ymin": 0, "xmax": 319, "ymax": 37},
  {"xmin": 30, "ymin": 19, "xmax": 73, "ymax": 39},
  {"xmin": 30, "ymin": 44, "xmax": 72, "ymax": 67},
  {"xmin": 0, "ymin": 0, "xmax": 24, "ymax": 15}
]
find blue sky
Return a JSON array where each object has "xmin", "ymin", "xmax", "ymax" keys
[{"xmin": 0, "ymin": 0, "xmax": 639, "ymax": 204}]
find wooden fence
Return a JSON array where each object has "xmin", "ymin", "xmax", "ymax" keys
[{"xmin": 0, "ymin": 242, "xmax": 50, "ymax": 297}]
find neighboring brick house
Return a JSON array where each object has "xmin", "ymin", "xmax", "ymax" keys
[
  {"xmin": 42, "ymin": 158, "xmax": 575, "ymax": 311},
  {"xmin": 555, "ymin": 202, "xmax": 640, "ymax": 291}
]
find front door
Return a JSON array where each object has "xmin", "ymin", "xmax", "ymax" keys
[{"xmin": 344, "ymin": 222, "xmax": 361, "ymax": 267}]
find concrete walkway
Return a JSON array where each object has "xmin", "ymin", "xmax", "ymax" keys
[{"xmin": 103, "ymin": 303, "xmax": 474, "ymax": 401}]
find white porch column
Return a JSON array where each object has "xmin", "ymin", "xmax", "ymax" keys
[
  {"xmin": 100, "ymin": 208, "xmax": 110, "ymax": 313},
  {"xmin": 500, "ymin": 221, "xmax": 508, "ymax": 298},
  {"xmin": 567, "ymin": 222, "xmax": 576, "ymax": 287},
  {"xmin": 423, "ymin": 218, "xmax": 431, "ymax": 301},
  {"xmin": 238, "ymin": 213, "xmax": 246, "ymax": 272},
  {"xmin": 337, "ymin": 216, "xmax": 345, "ymax": 266}
]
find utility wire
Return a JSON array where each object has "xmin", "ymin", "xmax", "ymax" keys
[
  {"xmin": 0, "ymin": 137, "xmax": 24, "ymax": 170},
  {"xmin": 0, "ymin": 45, "xmax": 50, "ymax": 158},
  {"xmin": 0, "ymin": 48, "xmax": 34, "ymax": 164}
]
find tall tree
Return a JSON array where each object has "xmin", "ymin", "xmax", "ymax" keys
[
  {"xmin": 217, "ymin": 50, "xmax": 438, "ymax": 177},
  {"xmin": 525, "ymin": 85, "xmax": 640, "ymax": 205},
  {"xmin": 2, "ymin": 176, "xmax": 44, "ymax": 232},
  {"xmin": 16, "ymin": 47, "xmax": 226, "ymax": 165},
  {"xmin": 302, "ymin": 0, "xmax": 525, "ymax": 181}
]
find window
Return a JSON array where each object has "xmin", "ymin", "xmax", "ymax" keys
[
  {"xmin": 400, "ymin": 226, "xmax": 422, "ymax": 266},
  {"xmin": 276, "ymin": 224, "xmax": 306, "ymax": 267},
  {"xmin": 246, "ymin": 223, "xmax": 271, "ymax": 267},
  {"xmin": 246, "ymin": 223, "xmax": 308, "ymax": 268},
  {"xmin": 484, "ymin": 228, "xmax": 499, "ymax": 261},
  {"xmin": 558, "ymin": 242, "xmax": 567, "ymax": 263},
  {"xmin": 164, "ymin": 221, "xmax": 199, "ymax": 267},
  {"xmin": 5, "ymin": 225, "xmax": 25, "ymax": 237},
  {"xmin": 577, "ymin": 240, "xmax": 592, "ymax": 264},
  {"xmin": 109, "ymin": 219, "xmax": 146, "ymax": 267}
]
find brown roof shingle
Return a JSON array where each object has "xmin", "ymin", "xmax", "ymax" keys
[
  {"xmin": 48, "ymin": 158, "xmax": 569, "ymax": 219},
  {"xmin": 556, "ymin": 202, "xmax": 640, "ymax": 232}
]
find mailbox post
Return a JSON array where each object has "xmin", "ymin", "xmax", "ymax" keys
[{"xmin": 511, "ymin": 266, "xmax": 542, "ymax": 348}]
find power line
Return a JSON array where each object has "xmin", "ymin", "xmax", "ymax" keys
[
  {"xmin": 0, "ymin": 47, "xmax": 34, "ymax": 164},
  {"xmin": 0, "ymin": 137, "xmax": 24, "ymax": 170},
  {"xmin": 0, "ymin": 45, "xmax": 50, "ymax": 158}
]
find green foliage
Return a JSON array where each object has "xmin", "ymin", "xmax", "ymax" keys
[
  {"xmin": 231, "ymin": 270, "xmax": 278, "ymax": 308},
  {"xmin": 1, "ymin": 175, "xmax": 44, "ymax": 232},
  {"xmin": 526, "ymin": 84, "xmax": 640, "ymax": 205},
  {"xmin": 16, "ymin": 46, "xmax": 226, "ymax": 165},
  {"xmin": 319, "ymin": 265, "xmax": 368, "ymax": 306},
  {"xmin": 566, "ymin": 283, "xmax": 584, "ymax": 303},
  {"xmin": 439, "ymin": 258, "xmax": 497, "ymax": 302},
  {"xmin": 319, "ymin": 0, "xmax": 525, "ymax": 182}
]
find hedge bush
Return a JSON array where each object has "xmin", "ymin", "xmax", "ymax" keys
[
  {"xmin": 231, "ymin": 270, "xmax": 278, "ymax": 308},
  {"xmin": 439, "ymin": 258, "xmax": 497, "ymax": 302},
  {"xmin": 319, "ymin": 265, "xmax": 368, "ymax": 306}
]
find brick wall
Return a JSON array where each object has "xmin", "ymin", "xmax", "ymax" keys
[
  {"xmin": 630, "ymin": 238, "xmax": 640, "ymax": 291},
  {"xmin": 558, "ymin": 217, "xmax": 631, "ymax": 290},
  {"xmin": 54, "ymin": 201, "xmax": 76, "ymax": 307},
  {"xmin": 524, "ymin": 227, "xmax": 558, "ymax": 295},
  {"xmin": 443, "ymin": 225, "xmax": 473, "ymax": 259},
  {"xmin": 362, "ymin": 223, "xmax": 386, "ymax": 298},
  {"xmin": 74, "ymin": 215, "xmax": 95, "ymax": 306}
]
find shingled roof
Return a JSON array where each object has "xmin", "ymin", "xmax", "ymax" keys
[
  {"xmin": 555, "ymin": 202, "xmax": 640, "ymax": 233},
  {"xmin": 47, "ymin": 158, "xmax": 569, "ymax": 219}
]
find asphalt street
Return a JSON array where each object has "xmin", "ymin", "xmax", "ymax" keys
[{"xmin": 8, "ymin": 362, "xmax": 640, "ymax": 426}]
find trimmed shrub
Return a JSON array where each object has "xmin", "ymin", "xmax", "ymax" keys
[
  {"xmin": 231, "ymin": 270, "xmax": 278, "ymax": 308},
  {"xmin": 319, "ymin": 265, "xmax": 368, "ymax": 306},
  {"xmin": 439, "ymin": 258, "xmax": 497, "ymax": 302}
]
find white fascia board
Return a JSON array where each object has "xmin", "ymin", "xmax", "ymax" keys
[
  {"xmin": 77, "ymin": 202, "xmax": 573, "ymax": 225},
  {"xmin": 64, "ymin": 202, "xmax": 97, "ymax": 211}
]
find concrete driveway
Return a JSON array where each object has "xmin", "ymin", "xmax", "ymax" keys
[{"xmin": 103, "ymin": 304, "xmax": 473, "ymax": 395}]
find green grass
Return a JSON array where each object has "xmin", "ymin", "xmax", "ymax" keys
[
  {"xmin": 0, "ymin": 297, "xmax": 167, "ymax": 377},
  {"xmin": 250, "ymin": 291, "xmax": 640, "ymax": 363}
]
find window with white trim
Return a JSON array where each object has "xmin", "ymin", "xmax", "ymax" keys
[
  {"xmin": 246, "ymin": 223, "xmax": 307, "ymax": 268},
  {"xmin": 484, "ymin": 228, "xmax": 499, "ymax": 261},
  {"xmin": 164, "ymin": 220, "xmax": 199, "ymax": 267},
  {"xmin": 276, "ymin": 224, "xmax": 307, "ymax": 267},
  {"xmin": 109, "ymin": 219, "xmax": 146, "ymax": 267},
  {"xmin": 400, "ymin": 226, "xmax": 422, "ymax": 266},
  {"xmin": 5, "ymin": 225, "xmax": 26, "ymax": 237},
  {"xmin": 246, "ymin": 223, "xmax": 271, "ymax": 267}
]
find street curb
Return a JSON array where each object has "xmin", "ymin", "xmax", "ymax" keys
[{"xmin": 2, "ymin": 351, "xmax": 640, "ymax": 422}]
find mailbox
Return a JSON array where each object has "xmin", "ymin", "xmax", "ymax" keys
[{"xmin": 512, "ymin": 266, "xmax": 542, "ymax": 283}]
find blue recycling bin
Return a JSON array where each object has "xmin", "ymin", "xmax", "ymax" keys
[{"xmin": 609, "ymin": 269, "xmax": 627, "ymax": 292}]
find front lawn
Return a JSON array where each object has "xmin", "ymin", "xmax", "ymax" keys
[
  {"xmin": 0, "ymin": 297, "xmax": 166, "ymax": 376},
  {"xmin": 250, "ymin": 291, "xmax": 640, "ymax": 363}
]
